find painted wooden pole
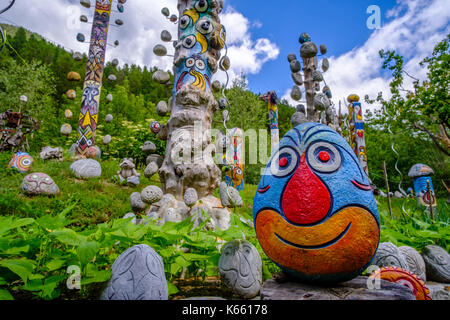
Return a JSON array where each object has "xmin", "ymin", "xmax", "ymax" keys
[
  {"xmin": 76, "ymin": 0, "xmax": 112, "ymax": 158},
  {"xmin": 260, "ymin": 91, "xmax": 279, "ymax": 155},
  {"xmin": 225, "ymin": 128, "xmax": 244, "ymax": 191},
  {"xmin": 347, "ymin": 94, "xmax": 369, "ymax": 176},
  {"xmin": 426, "ymin": 180, "xmax": 434, "ymax": 220}
]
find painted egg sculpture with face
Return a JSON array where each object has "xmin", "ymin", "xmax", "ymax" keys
[{"xmin": 253, "ymin": 123, "xmax": 380, "ymax": 283}]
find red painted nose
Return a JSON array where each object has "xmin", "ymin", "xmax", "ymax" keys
[{"xmin": 282, "ymin": 155, "xmax": 331, "ymax": 225}]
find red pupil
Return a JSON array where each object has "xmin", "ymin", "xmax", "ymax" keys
[
  {"xmin": 319, "ymin": 151, "xmax": 330, "ymax": 162},
  {"xmin": 279, "ymin": 157, "xmax": 288, "ymax": 167}
]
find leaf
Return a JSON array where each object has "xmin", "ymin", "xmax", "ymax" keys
[
  {"xmin": 0, "ymin": 216, "xmax": 35, "ymax": 236},
  {"xmin": 49, "ymin": 229, "xmax": 86, "ymax": 247},
  {"xmin": 45, "ymin": 259, "xmax": 66, "ymax": 272},
  {"xmin": 82, "ymin": 263, "xmax": 111, "ymax": 285},
  {"xmin": 0, "ymin": 258, "xmax": 35, "ymax": 283},
  {"xmin": 167, "ymin": 282, "xmax": 179, "ymax": 296},
  {"xmin": 2, "ymin": 245, "xmax": 30, "ymax": 255},
  {"xmin": 77, "ymin": 241, "xmax": 100, "ymax": 267},
  {"xmin": 0, "ymin": 289, "xmax": 14, "ymax": 300}
]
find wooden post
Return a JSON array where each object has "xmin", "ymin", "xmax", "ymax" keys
[
  {"xmin": 426, "ymin": 179, "xmax": 434, "ymax": 220},
  {"xmin": 383, "ymin": 161, "xmax": 393, "ymax": 218}
]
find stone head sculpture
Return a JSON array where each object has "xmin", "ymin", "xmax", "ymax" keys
[{"xmin": 253, "ymin": 123, "xmax": 380, "ymax": 283}]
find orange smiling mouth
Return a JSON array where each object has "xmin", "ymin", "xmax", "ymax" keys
[{"xmin": 255, "ymin": 207, "xmax": 379, "ymax": 276}]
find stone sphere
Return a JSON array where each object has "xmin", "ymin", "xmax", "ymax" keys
[
  {"xmin": 70, "ymin": 159, "xmax": 101, "ymax": 179},
  {"xmin": 291, "ymin": 72, "xmax": 303, "ymax": 86},
  {"xmin": 161, "ymin": 7, "xmax": 170, "ymax": 17},
  {"xmin": 156, "ymin": 101, "xmax": 168, "ymax": 117},
  {"xmin": 219, "ymin": 240, "xmax": 262, "ymax": 299},
  {"xmin": 66, "ymin": 90, "xmax": 76, "ymax": 100},
  {"xmin": 111, "ymin": 58, "xmax": 119, "ymax": 67},
  {"xmin": 76, "ymin": 33, "xmax": 85, "ymax": 42},
  {"xmin": 105, "ymin": 114, "xmax": 113, "ymax": 123},
  {"xmin": 312, "ymin": 70, "xmax": 324, "ymax": 82},
  {"xmin": 399, "ymin": 246, "xmax": 426, "ymax": 281},
  {"xmin": 161, "ymin": 30, "xmax": 172, "ymax": 42},
  {"xmin": 291, "ymin": 86, "xmax": 302, "ymax": 101},
  {"xmin": 7, "ymin": 152, "xmax": 34, "ymax": 173},
  {"xmin": 123, "ymin": 212, "xmax": 137, "ymax": 225},
  {"xmin": 299, "ymin": 33, "xmax": 311, "ymax": 44},
  {"xmin": 320, "ymin": 44, "xmax": 328, "ymax": 55},
  {"xmin": 144, "ymin": 162, "xmax": 159, "ymax": 179},
  {"xmin": 290, "ymin": 60, "xmax": 301, "ymax": 73},
  {"xmin": 152, "ymin": 70, "xmax": 170, "ymax": 84},
  {"xmin": 60, "ymin": 124, "xmax": 72, "ymax": 136},
  {"xmin": 103, "ymin": 135, "xmax": 112, "ymax": 145},
  {"xmin": 300, "ymin": 42, "xmax": 318, "ymax": 58},
  {"xmin": 67, "ymin": 71, "xmax": 81, "ymax": 81},
  {"xmin": 219, "ymin": 56, "xmax": 231, "ymax": 71},
  {"xmin": 212, "ymin": 80, "xmax": 221, "ymax": 92},
  {"xmin": 130, "ymin": 192, "xmax": 146, "ymax": 212},
  {"xmin": 150, "ymin": 121, "xmax": 161, "ymax": 134},
  {"xmin": 253, "ymin": 123, "xmax": 380, "ymax": 283},
  {"xmin": 184, "ymin": 188, "xmax": 198, "ymax": 207},
  {"xmin": 372, "ymin": 242, "xmax": 409, "ymax": 269},
  {"xmin": 153, "ymin": 44, "xmax": 167, "ymax": 57},
  {"xmin": 106, "ymin": 94, "xmax": 113, "ymax": 102},
  {"xmin": 73, "ymin": 52, "xmax": 83, "ymax": 61},
  {"xmin": 422, "ymin": 245, "xmax": 450, "ymax": 283},
  {"xmin": 22, "ymin": 173, "xmax": 60, "ymax": 196},
  {"xmin": 101, "ymin": 245, "xmax": 168, "ymax": 300},
  {"xmin": 141, "ymin": 186, "xmax": 164, "ymax": 204},
  {"xmin": 108, "ymin": 74, "xmax": 117, "ymax": 81}
]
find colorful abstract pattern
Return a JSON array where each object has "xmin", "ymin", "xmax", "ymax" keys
[
  {"xmin": 76, "ymin": 0, "xmax": 112, "ymax": 157},
  {"xmin": 260, "ymin": 91, "xmax": 279, "ymax": 155},
  {"xmin": 370, "ymin": 266, "xmax": 432, "ymax": 300},
  {"xmin": 348, "ymin": 100, "xmax": 368, "ymax": 176},
  {"xmin": 172, "ymin": 0, "xmax": 226, "ymax": 96},
  {"xmin": 225, "ymin": 128, "xmax": 244, "ymax": 191},
  {"xmin": 253, "ymin": 123, "xmax": 380, "ymax": 283},
  {"xmin": 21, "ymin": 173, "xmax": 60, "ymax": 196},
  {"xmin": 7, "ymin": 152, "xmax": 33, "ymax": 173}
]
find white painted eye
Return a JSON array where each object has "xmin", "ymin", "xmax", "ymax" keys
[
  {"xmin": 185, "ymin": 58, "xmax": 195, "ymax": 68},
  {"xmin": 196, "ymin": 17, "xmax": 213, "ymax": 35},
  {"xmin": 179, "ymin": 15, "xmax": 190, "ymax": 30},
  {"xmin": 22, "ymin": 159, "xmax": 31, "ymax": 166},
  {"xmin": 182, "ymin": 35, "xmax": 196, "ymax": 49},
  {"xmin": 195, "ymin": 59, "xmax": 206, "ymax": 70},
  {"xmin": 270, "ymin": 147, "xmax": 299, "ymax": 178},
  {"xmin": 307, "ymin": 142, "xmax": 341, "ymax": 173},
  {"xmin": 195, "ymin": 0, "xmax": 209, "ymax": 13}
]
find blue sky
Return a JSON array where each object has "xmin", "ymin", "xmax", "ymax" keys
[
  {"xmin": 2, "ymin": 0, "xmax": 449, "ymax": 111},
  {"xmin": 224, "ymin": 0, "xmax": 398, "ymax": 95}
]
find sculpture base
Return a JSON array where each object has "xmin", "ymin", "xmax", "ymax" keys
[
  {"xmin": 146, "ymin": 194, "xmax": 231, "ymax": 231},
  {"xmin": 260, "ymin": 276, "xmax": 416, "ymax": 300}
]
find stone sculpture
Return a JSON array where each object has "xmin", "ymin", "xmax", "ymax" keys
[
  {"xmin": 399, "ymin": 246, "xmax": 427, "ymax": 281},
  {"xmin": 130, "ymin": 192, "xmax": 147, "ymax": 213},
  {"xmin": 408, "ymin": 164, "xmax": 437, "ymax": 209},
  {"xmin": 253, "ymin": 123, "xmax": 380, "ymax": 283},
  {"xmin": 372, "ymin": 242, "xmax": 409, "ymax": 270},
  {"xmin": 225, "ymin": 128, "xmax": 244, "ymax": 191},
  {"xmin": 101, "ymin": 244, "xmax": 168, "ymax": 300},
  {"xmin": 21, "ymin": 173, "xmax": 60, "ymax": 196},
  {"xmin": 7, "ymin": 152, "xmax": 33, "ymax": 173},
  {"xmin": 117, "ymin": 158, "xmax": 140, "ymax": 186},
  {"xmin": 40, "ymin": 146, "xmax": 63, "ymax": 161},
  {"xmin": 422, "ymin": 245, "xmax": 450, "ymax": 283},
  {"xmin": 219, "ymin": 240, "xmax": 262, "ymax": 299},
  {"xmin": 60, "ymin": 124, "xmax": 72, "ymax": 136},
  {"xmin": 70, "ymin": 159, "xmax": 102, "ymax": 179},
  {"xmin": 347, "ymin": 94, "xmax": 368, "ymax": 176},
  {"xmin": 260, "ymin": 91, "xmax": 279, "ymax": 154}
]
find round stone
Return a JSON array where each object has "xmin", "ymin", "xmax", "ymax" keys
[
  {"xmin": 399, "ymin": 246, "xmax": 427, "ymax": 281},
  {"xmin": 313, "ymin": 93, "xmax": 330, "ymax": 111},
  {"xmin": 320, "ymin": 44, "xmax": 328, "ymax": 55},
  {"xmin": 291, "ymin": 72, "xmax": 303, "ymax": 86},
  {"xmin": 115, "ymin": 19, "xmax": 123, "ymax": 26},
  {"xmin": 106, "ymin": 94, "xmax": 113, "ymax": 102},
  {"xmin": 152, "ymin": 70, "xmax": 170, "ymax": 84},
  {"xmin": 130, "ymin": 192, "xmax": 146, "ymax": 212},
  {"xmin": 150, "ymin": 121, "xmax": 161, "ymax": 134},
  {"xmin": 21, "ymin": 173, "xmax": 59, "ymax": 196},
  {"xmin": 60, "ymin": 124, "xmax": 72, "ymax": 136},
  {"xmin": 105, "ymin": 114, "xmax": 113, "ymax": 123},
  {"xmin": 103, "ymin": 135, "xmax": 112, "ymax": 145},
  {"xmin": 312, "ymin": 70, "xmax": 324, "ymax": 82},
  {"xmin": 111, "ymin": 58, "xmax": 119, "ymax": 67},
  {"xmin": 123, "ymin": 213, "xmax": 137, "ymax": 225},
  {"xmin": 422, "ymin": 245, "xmax": 450, "ymax": 283},
  {"xmin": 65, "ymin": 109, "xmax": 73, "ymax": 119},
  {"xmin": 101, "ymin": 245, "xmax": 168, "ymax": 300},
  {"xmin": 219, "ymin": 98, "xmax": 228, "ymax": 110},
  {"xmin": 141, "ymin": 186, "xmax": 164, "ymax": 204},
  {"xmin": 73, "ymin": 52, "xmax": 83, "ymax": 61},
  {"xmin": 85, "ymin": 145, "xmax": 101, "ymax": 160},
  {"xmin": 161, "ymin": 30, "xmax": 172, "ymax": 42},
  {"xmin": 80, "ymin": 0, "xmax": 91, "ymax": 9},
  {"xmin": 291, "ymin": 112, "xmax": 308, "ymax": 128},
  {"xmin": 184, "ymin": 188, "xmax": 198, "ymax": 207},
  {"xmin": 219, "ymin": 56, "xmax": 231, "ymax": 71},
  {"xmin": 289, "ymin": 60, "xmax": 301, "ymax": 73},
  {"xmin": 296, "ymin": 104, "xmax": 306, "ymax": 113},
  {"xmin": 291, "ymin": 86, "xmax": 302, "ymax": 101},
  {"xmin": 144, "ymin": 162, "xmax": 159, "ymax": 179},
  {"xmin": 153, "ymin": 44, "xmax": 167, "ymax": 57},
  {"xmin": 142, "ymin": 141, "xmax": 156, "ymax": 154},
  {"xmin": 66, "ymin": 90, "xmax": 76, "ymax": 100},
  {"xmin": 76, "ymin": 33, "xmax": 85, "ymax": 42},
  {"xmin": 114, "ymin": 40, "xmax": 120, "ymax": 46},
  {"xmin": 212, "ymin": 81, "xmax": 221, "ymax": 92},
  {"xmin": 80, "ymin": 15, "xmax": 88, "ymax": 23},
  {"xmin": 161, "ymin": 7, "xmax": 170, "ymax": 17},
  {"xmin": 108, "ymin": 74, "xmax": 117, "ymax": 81},
  {"xmin": 156, "ymin": 101, "xmax": 168, "ymax": 117},
  {"xmin": 300, "ymin": 42, "xmax": 318, "ymax": 58},
  {"xmin": 70, "ymin": 159, "xmax": 102, "ymax": 179},
  {"xmin": 372, "ymin": 242, "xmax": 409, "ymax": 269},
  {"xmin": 322, "ymin": 58, "xmax": 330, "ymax": 72},
  {"xmin": 7, "ymin": 152, "xmax": 34, "ymax": 173},
  {"xmin": 219, "ymin": 240, "xmax": 262, "ymax": 299},
  {"xmin": 227, "ymin": 187, "xmax": 243, "ymax": 208},
  {"xmin": 67, "ymin": 71, "xmax": 81, "ymax": 81},
  {"xmin": 222, "ymin": 110, "xmax": 229, "ymax": 123},
  {"xmin": 287, "ymin": 53, "xmax": 297, "ymax": 63}
]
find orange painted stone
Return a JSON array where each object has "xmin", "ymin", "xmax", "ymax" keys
[{"xmin": 67, "ymin": 71, "xmax": 81, "ymax": 82}]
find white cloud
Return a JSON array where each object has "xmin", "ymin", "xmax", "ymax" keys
[
  {"xmin": 283, "ymin": 0, "xmax": 450, "ymax": 113},
  {"xmin": 2, "ymin": 1, "xmax": 278, "ymax": 87}
]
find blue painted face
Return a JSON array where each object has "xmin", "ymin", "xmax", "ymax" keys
[{"xmin": 253, "ymin": 123, "xmax": 379, "ymax": 225}]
